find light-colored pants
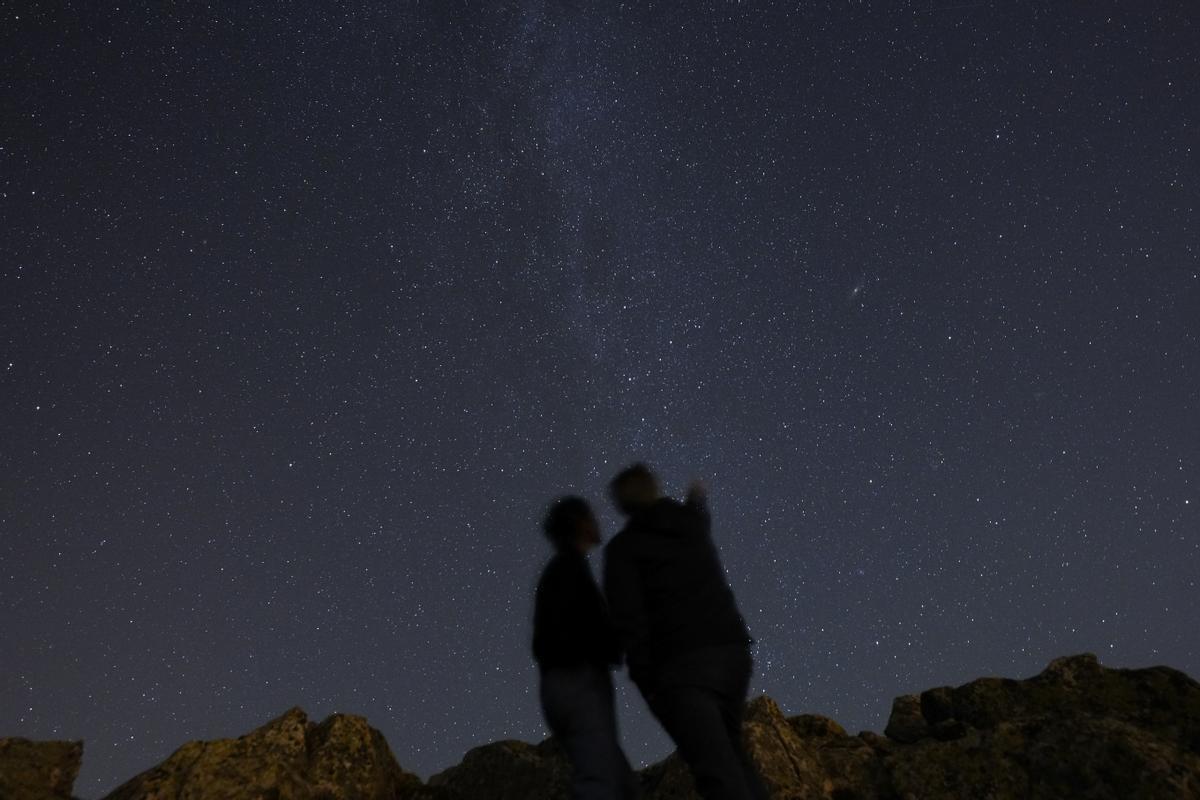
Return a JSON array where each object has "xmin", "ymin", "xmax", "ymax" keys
[{"xmin": 540, "ymin": 664, "xmax": 638, "ymax": 800}]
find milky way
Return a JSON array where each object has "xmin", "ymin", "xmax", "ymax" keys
[{"xmin": 2, "ymin": 3, "xmax": 1197, "ymax": 797}]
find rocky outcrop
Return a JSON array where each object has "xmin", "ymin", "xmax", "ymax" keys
[
  {"xmin": 872, "ymin": 653, "xmax": 1200, "ymax": 800},
  {"xmin": 428, "ymin": 739, "xmax": 570, "ymax": 800},
  {"xmin": 728, "ymin": 653, "xmax": 1200, "ymax": 800},
  {"xmin": 6, "ymin": 654, "xmax": 1199, "ymax": 799},
  {"xmin": 102, "ymin": 707, "xmax": 423, "ymax": 800},
  {"xmin": 0, "ymin": 737, "xmax": 82, "ymax": 800},
  {"xmin": 417, "ymin": 654, "xmax": 1200, "ymax": 800}
]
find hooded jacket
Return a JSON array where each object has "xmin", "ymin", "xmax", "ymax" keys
[{"xmin": 602, "ymin": 495, "xmax": 751, "ymax": 688}]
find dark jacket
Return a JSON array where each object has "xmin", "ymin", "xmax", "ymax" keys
[
  {"xmin": 603, "ymin": 495, "xmax": 751, "ymax": 689},
  {"xmin": 532, "ymin": 549, "xmax": 623, "ymax": 671}
]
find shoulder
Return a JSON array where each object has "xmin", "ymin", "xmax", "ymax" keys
[
  {"xmin": 604, "ymin": 528, "xmax": 635, "ymax": 560},
  {"xmin": 538, "ymin": 553, "xmax": 569, "ymax": 584},
  {"xmin": 661, "ymin": 497, "xmax": 708, "ymax": 532},
  {"xmin": 546, "ymin": 551, "xmax": 594, "ymax": 580},
  {"xmin": 659, "ymin": 496, "xmax": 696, "ymax": 516}
]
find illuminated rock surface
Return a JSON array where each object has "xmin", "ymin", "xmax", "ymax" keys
[{"xmin": 6, "ymin": 654, "xmax": 1198, "ymax": 799}]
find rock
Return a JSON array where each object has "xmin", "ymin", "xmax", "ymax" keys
[
  {"xmin": 918, "ymin": 686, "xmax": 955, "ymax": 725},
  {"xmin": 644, "ymin": 696, "xmax": 881, "ymax": 800},
  {"xmin": 1042, "ymin": 651, "xmax": 1104, "ymax": 686},
  {"xmin": 926, "ymin": 719, "xmax": 968, "ymax": 741},
  {"xmin": 640, "ymin": 654, "xmax": 1200, "ymax": 800},
  {"xmin": 787, "ymin": 714, "xmax": 846, "ymax": 740},
  {"xmin": 883, "ymin": 694, "xmax": 927, "ymax": 743},
  {"xmin": 102, "ymin": 707, "xmax": 422, "ymax": 800},
  {"xmin": 738, "ymin": 696, "xmax": 832, "ymax": 799},
  {"xmin": 639, "ymin": 751, "xmax": 698, "ymax": 800},
  {"xmin": 427, "ymin": 738, "xmax": 570, "ymax": 800},
  {"xmin": 5, "ymin": 653, "xmax": 1200, "ymax": 800},
  {"xmin": 876, "ymin": 654, "xmax": 1200, "ymax": 800},
  {"xmin": 0, "ymin": 738, "xmax": 82, "ymax": 800},
  {"xmin": 307, "ymin": 713, "xmax": 425, "ymax": 799}
]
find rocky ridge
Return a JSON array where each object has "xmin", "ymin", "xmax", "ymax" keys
[{"xmin": 3, "ymin": 654, "xmax": 1198, "ymax": 800}]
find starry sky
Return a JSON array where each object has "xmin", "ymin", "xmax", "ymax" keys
[{"xmin": 3, "ymin": 2, "xmax": 1198, "ymax": 797}]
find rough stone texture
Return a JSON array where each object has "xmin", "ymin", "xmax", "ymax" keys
[
  {"xmin": 5, "ymin": 654, "xmax": 1199, "ymax": 800},
  {"xmin": 739, "ymin": 696, "xmax": 836, "ymax": 799},
  {"xmin": 874, "ymin": 653, "xmax": 1200, "ymax": 800},
  {"xmin": 0, "ymin": 737, "xmax": 83, "ymax": 800},
  {"xmin": 306, "ymin": 713, "xmax": 426, "ymax": 800},
  {"xmin": 426, "ymin": 738, "xmax": 570, "ymax": 800},
  {"xmin": 642, "ymin": 653, "xmax": 1200, "ymax": 800},
  {"xmin": 882, "ymin": 694, "xmax": 926, "ymax": 744},
  {"xmin": 101, "ymin": 707, "xmax": 423, "ymax": 800},
  {"xmin": 639, "ymin": 751, "xmax": 696, "ymax": 800}
]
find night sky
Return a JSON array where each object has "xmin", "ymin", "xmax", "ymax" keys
[{"xmin": 3, "ymin": 2, "xmax": 1198, "ymax": 797}]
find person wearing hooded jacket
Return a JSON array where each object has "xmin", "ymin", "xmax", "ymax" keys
[{"xmin": 603, "ymin": 464, "xmax": 767, "ymax": 800}]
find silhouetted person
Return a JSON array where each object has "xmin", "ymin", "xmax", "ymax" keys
[
  {"xmin": 533, "ymin": 496, "xmax": 639, "ymax": 800},
  {"xmin": 603, "ymin": 465, "xmax": 767, "ymax": 800}
]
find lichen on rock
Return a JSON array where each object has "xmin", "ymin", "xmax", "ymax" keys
[
  {"xmin": 101, "ymin": 706, "xmax": 422, "ymax": 800},
  {"xmin": 6, "ymin": 653, "xmax": 1200, "ymax": 800},
  {"xmin": 0, "ymin": 737, "xmax": 83, "ymax": 800}
]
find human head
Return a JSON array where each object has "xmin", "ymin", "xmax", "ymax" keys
[
  {"xmin": 542, "ymin": 496, "xmax": 600, "ymax": 552},
  {"xmin": 609, "ymin": 463, "xmax": 662, "ymax": 516}
]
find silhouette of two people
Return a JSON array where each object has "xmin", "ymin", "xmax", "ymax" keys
[{"xmin": 532, "ymin": 464, "xmax": 767, "ymax": 800}]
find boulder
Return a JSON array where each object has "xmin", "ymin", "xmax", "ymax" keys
[
  {"xmin": 5, "ymin": 653, "xmax": 1199, "ymax": 800},
  {"xmin": 102, "ymin": 707, "xmax": 423, "ymax": 800},
  {"xmin": 740, "ymin": 696, "xmax": 838, "ymax": 798},
  {"xmin": 0, "ymin": 737, "xmax": 83, "ymax": 800},
  {"xmin": 876, "ymin": 654, "xmax": 1200, "ymax": 800},
  {"xmin": 883, "ymin": 695, "xmax": 927, "ymax": 744},
  {"xmin": 640, "ymin": 654, "xmax": 1200, "ymax": 800},
  {"xmin": 643, "ymin": 696, "xmax": 881, "ymax": 800},
  {"xmin": 427, "ymin": 738, "xmax": 570, "ymax": 800}
]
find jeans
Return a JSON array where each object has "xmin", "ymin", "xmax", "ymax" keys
[
  {"xmin": 540, "ymin": 663, "xmax": 639, "ymax": 800},
  {"xmin": 645, "ymin": 644, "xmax": 768, "ymax": 800}
]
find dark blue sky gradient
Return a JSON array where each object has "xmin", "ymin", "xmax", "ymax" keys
[{"xmin": 2, "ymin": 2, "xmax": 1197, "ymax": 797}]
